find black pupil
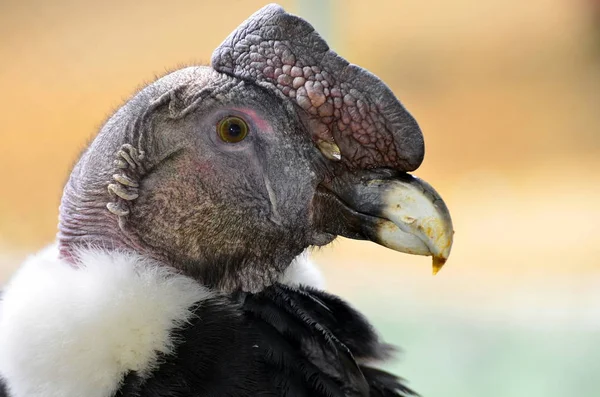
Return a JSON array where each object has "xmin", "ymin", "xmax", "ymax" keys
[{"xmin": 227, "ymin": 121, "xmax": 242, "ymax": 137}]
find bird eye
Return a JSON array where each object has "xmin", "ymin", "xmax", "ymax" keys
[{"xmin": 217, "ymin": 116, "xmax": 249, "ymax": 143}]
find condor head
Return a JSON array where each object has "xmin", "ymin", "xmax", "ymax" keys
[{"xmin": 58, "ymin": 4, "xmax": 454, "ymax": 292}]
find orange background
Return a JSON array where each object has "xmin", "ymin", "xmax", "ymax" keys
[{"xmin": 1, "ymin": 1, "xmax": 599, "ymax": 396}]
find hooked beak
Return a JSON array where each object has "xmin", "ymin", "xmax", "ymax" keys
[{"xmin": 315, "ymin": 169, "xmax": 454, "ymax": 274}]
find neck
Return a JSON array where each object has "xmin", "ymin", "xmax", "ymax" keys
[{"xmin": 57, "ymin": 176, "xmax": 151, "ymax": 263}]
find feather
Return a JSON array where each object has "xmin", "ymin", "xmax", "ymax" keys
[{"xmin": 112, "ymin": 285, "xmax": 416, "ymax": 397}]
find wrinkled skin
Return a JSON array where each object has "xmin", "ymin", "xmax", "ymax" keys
[
  {"xmin": 211, "ymin": 5, "xmax": 425, "ymax": 171},
  {"xmin": 60, "ymin": 69, "xmax": 325, "ymax": 291},
  {"xmin": 58, "ymin": 4, "xmax": 453, "ymax": 292}
]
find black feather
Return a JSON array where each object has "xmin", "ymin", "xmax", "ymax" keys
[
  {"xmin": 359, "ymin": 367, "xmax": 419, "ymax": 397},
  {"xmin": 110, "ymin": 284, "xmax": 416, "ymax": 397},
  {"xmin": 0, "ymin": 284, "xmax": 415, "ymax": 396}
]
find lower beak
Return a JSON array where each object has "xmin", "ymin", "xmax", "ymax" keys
[{"xmin": 315, "ymin": 170, "xmax": 454, "ymax": 274}]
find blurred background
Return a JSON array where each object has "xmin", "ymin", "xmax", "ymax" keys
[{"xmin": 1, "ymin": 0, "xmax": 599, "ymax": 395}]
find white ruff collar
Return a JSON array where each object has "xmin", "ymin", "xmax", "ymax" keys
[{"xmin": 0, "ymin": 245, "xmax": 323, "ymax": 397}]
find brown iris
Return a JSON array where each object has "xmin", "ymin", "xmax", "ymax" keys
[{"xmin": 217, "ymin": 116, "xmax": 249, "ymax": 143}]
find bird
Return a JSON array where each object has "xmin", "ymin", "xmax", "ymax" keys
[{"xmin": 0, "ymin": 4, "xmax": 453, "ymax": 397}]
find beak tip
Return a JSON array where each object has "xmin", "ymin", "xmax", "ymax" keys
[{"xmin": 432, "ymin": 256, "xmax": 447, "ymax": 276}]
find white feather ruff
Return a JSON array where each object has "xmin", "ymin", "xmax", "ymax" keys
[
  {"xmin": 0, "ymin": 245, "xmax": 212, "ymax": 397},
  {"xmin": 0, "ymin": 244, "xmax": 323, "ymax": 397},
  {"xmin": 281, "ymin": 250, "xmax": 325, "ymax": 289}
]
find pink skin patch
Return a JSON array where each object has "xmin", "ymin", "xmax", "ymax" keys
[
  {"xmin": 194, "ymin": 161, "xmax": 213, "ymax": 174},
  {"xmin": 232, "ymin": 107, "xmax": 272, "ymax": 133}
]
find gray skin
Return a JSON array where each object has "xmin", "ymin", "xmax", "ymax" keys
[
  {"xmin": 59, "ymin": 68, "xmax": 332, "ymax": 292},
  {"xmin": 58, "ymin": 4, "xmax": 451, "ymax": 292}
]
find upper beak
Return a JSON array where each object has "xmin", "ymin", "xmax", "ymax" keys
[{"xmin": 315, "ymin": 169, "xmax": 454, "ymax": 274}]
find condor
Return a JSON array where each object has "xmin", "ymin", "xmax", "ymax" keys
[{"xmin": 0, "ymin": 4, "xmax": 453, "ymax": 397}]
